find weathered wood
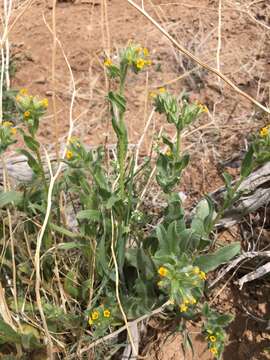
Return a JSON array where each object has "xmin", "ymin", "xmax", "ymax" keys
[
  {"xmin": 211, "ymin": 162, "xmax": 270, "ymax": 227},
  {"xmin": 0, "ymin": 144, "xmax": 136, "ymax": 185}
]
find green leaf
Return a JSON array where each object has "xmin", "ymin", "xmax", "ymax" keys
[
  {"xmin": 17, "ymin": 149, "xmax": 41, "ymax": 175},
  {"xmin": 194, "ymin": 243, "xmax": 241, "ymax": 272},
  {"xmin": 222, "ymin": 172, "xmax": 232, "ymax": 189},
  {"xmin": 136, "ymin": 248, "xmax": 155, "ymax": 281},
  {"xmin": 77, "ymin": 209, "xmax": 101, "ymax": 222},
  {"xmin": 50, "ymin": 223, "xmax": 78, "ymax": 238},
  {"xmin": 156, "ymin": 224, "xmax": 168, "ymax": 251},
  {"xmin": 0, "ymin": 320, "xmax": 21, "ymax": 345},
  {"xmin": 107, "ymin": 91, "xmax": 126, "ymax": 113},
  {"xmin": 241, "ymin": 145, "xmax": 254, "ymax": 178},
  {"xmin": 0, "ymin": 191, "xmax": 22, "ymax": 208},
  {"xmin": 215, "ymin": 314, "xmax": 234, "ymax": 326},
  {"xmin": 64, "ymin": 271, "xmax": 80, "ymax": 299},
  {"xmin": 23, "ymin": 134, "xmax": 40, "ymax": 152},
  {"xmin": 191, "ymin": 199, "xmax": 209, "ymax": 234},
  {"xmin": 204, "ymin": 195, "xmax": 215, "ymax": 234}
]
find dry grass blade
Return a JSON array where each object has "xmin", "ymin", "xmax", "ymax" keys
[
  {"xmin": 33, "ymin": 15, "xmax": 77, "ymax": 359},
  {"xmin": 127, "ymin": 0, "xmax": 270, "ymax": 114}
]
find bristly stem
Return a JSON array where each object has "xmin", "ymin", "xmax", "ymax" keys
[
  {"xmin": 176, "ymin": 127, "xmax": 181, "ymax": 159},
  {"xmin": 118, "ymin": 63, "xmax": 128, "ymax": 198}
]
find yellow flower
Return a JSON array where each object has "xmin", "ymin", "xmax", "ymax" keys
[
  {"xmin": 136, "ymin": 58, "xmax": 145, "ymax": 70},
  {"xmin": 103, "ymin": 309, "xmax": 111, "ymax": 318},
  {"xmin": 260, "ymin": 127, "xmax": 269, "ymax": 137},
  {"xmin": 24, "ymin": 111, "xmax": 30, "ymax": 118},
  {"xmin": 11, "ymin": 128, "xmax": 17, "ymax": 135},
  {"xmin": 198, "ymin": 103, "xmax": 208, "ymax": 113},
  {"xmin": 88, "ymin": 317, "xmax": 93, "ymax": 326},
  {"xmin": 199, "ymin": 271, "xmax": 207, "ymax": 280},
  {"xmin": 91, "ymin": 311, "xmax": 99, "ymax": 320},
  {"xmin": 66, "ymin": 150, "xmax": 73, "ymax": 160},
  {"xmin": 192, "ymin": 266, "xmax": 200, "ymax": 275},
  {"xmin": 190, "ymin": 297, "xmax": 196, "ymax": 305},
  {"xmin": 158, "ymin": 266, "xmax": 168, "ymax": 277},
  {"xmin": 179, "ymin": 303, "xmax": 188, "ymax": 312},
  {"xmin": 166, "ymin": 149, "xmax": 172, "ymax": 157},
  {"xmin": 19, "ymin": 88, "xmax": 28, "ymax": 95},
  {"xmin": 135, "ymin": 47, "xmax": 142, "ymax": 53},
  {"xmin": 104, "ymin": 58, "xmax": 112, "ymax": 67},
  {"xmin": 69, "ymin": 136, "xmax": 78, "ymax": 144},
  {"xmin": 209, "ymin": 335, "xmax": 217, "ymax": 342},
  {"xmin": 143, "ymin": 47, "xmax": 149, "ymax": 56},
  {"xmin": 3, "ymin": 121, "xmax": 13, "ymax": 127},
  {"xmin": 210, "ymin": 347, "xmax": 218, "ymax": 355},
  {"xmin": 183, "ymin": 298, "xmax": 189, "ymax": 305},
  {"xmin": 159, "ymin": 87, "xmax": 166, "ymax": 93},
  {"xmin": 41, "ymin": 98, "xmax": 48, "ymax": 108},
  {"xmin": 149, "ymin": 91, "xmax": 156, "ymax": 98}
]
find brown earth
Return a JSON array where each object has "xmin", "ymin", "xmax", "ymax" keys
[{"xmin": 7, "ymin": 0, "xmax": 270, "ymax": 358}]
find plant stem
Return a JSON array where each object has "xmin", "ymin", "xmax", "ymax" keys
[
  {"xmin": 176, "ymin": 127, "xmax": 181, "ymax": 159},
  {"xmin": 118, "ymin": 63, "xmax": 128, "ymax": 198},
  {"xmin": 36, "ymin": 150, "xmax": 48, "ymax": 194}
]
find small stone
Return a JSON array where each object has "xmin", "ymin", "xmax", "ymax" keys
[{"xmin": 35, "ymin": 77, "xmax": 46, "ymax": 85}]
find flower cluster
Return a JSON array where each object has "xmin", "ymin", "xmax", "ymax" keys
[
  {"xmin": 15, "ymin": 88, "xmax": 48, "ymax": 136},
  {"xmin": 104, "ymin": 43, "xmax": 152, "ymax": 78},
  {"xmin": 88, "ymin": 305, "xmax": 113, "ymax": 337},
  {"xmin": 152, "ymin": 89, "xmax": 208, "ymax": 130},
  {"xmin": 65, "ymin": 137, "xmax": 82, "ymax": 161},
  {"xmin": 259, "ymin": 125, "xmax": 270, "ymax": 138},
  {"xmin": 0, "ymin": 120, "xmax": 17, "ymax": 154},
  {"xmin": 89, "ymin": 307, "xmax": 111, "ymax": 325},
  {"xmin": 202, "ymin": 303, "xmax": 233, "ymax": 359},
  {"xmin": 251, "ymin": 124, "xmax": 270, "ymax": 165},
  {"xmin": 205, "ymin": 327, "xmax": 226, "ymax": 358},
  {"xmin": 16, "ymin": 88, "xmax": 48, "ymax": 120},
  {"xmin": 157, "ymin": 260, "xmax": 207, "ymax": 313}
]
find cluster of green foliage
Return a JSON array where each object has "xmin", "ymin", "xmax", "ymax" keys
[{"xmin": 0, "ymin": 43, "xmax": 267, "ymax": 359}]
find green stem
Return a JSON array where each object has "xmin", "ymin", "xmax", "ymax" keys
[
  {"xmin": 212, "ymin": 177, "xmax": 243, "ymax": 228},
  {"xmin": 36, "ymin": 150, "xmax": 48, "ymax": 194},
  {"xmin": 120, "ymin": 64, "xmax": 128, "ymax": 95},
  {"xmin": 176, "ymin": 127, "xmax": 181, "ymax": 159},
  {"xmin": 118, "ymin": 63, "xmax": 128, "ymax": 198},
  {"xmin": 118, "ymin": 134, "xmax": 126, "ymax": 198}
]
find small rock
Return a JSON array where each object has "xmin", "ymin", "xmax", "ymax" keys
[
  {"xmin": 16, "ymin": 42, "xmax": 24, "ymax": 48},
  {"xmin": 35, "ymin": 77, "xmax": 46, "ymax": 85}
]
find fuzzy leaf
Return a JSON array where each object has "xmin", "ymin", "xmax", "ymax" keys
[
  {"xmin": 194, "ymin": 243, "xmax": 241, "ymax": 272},
  {"xmin": 0, "ymin": 191, "xmax": 22, "ymax": 208}
]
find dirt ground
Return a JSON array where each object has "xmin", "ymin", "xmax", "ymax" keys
[{"xmin": 8, "ymin": 0, "xmax": 270, "ymax": 358}]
